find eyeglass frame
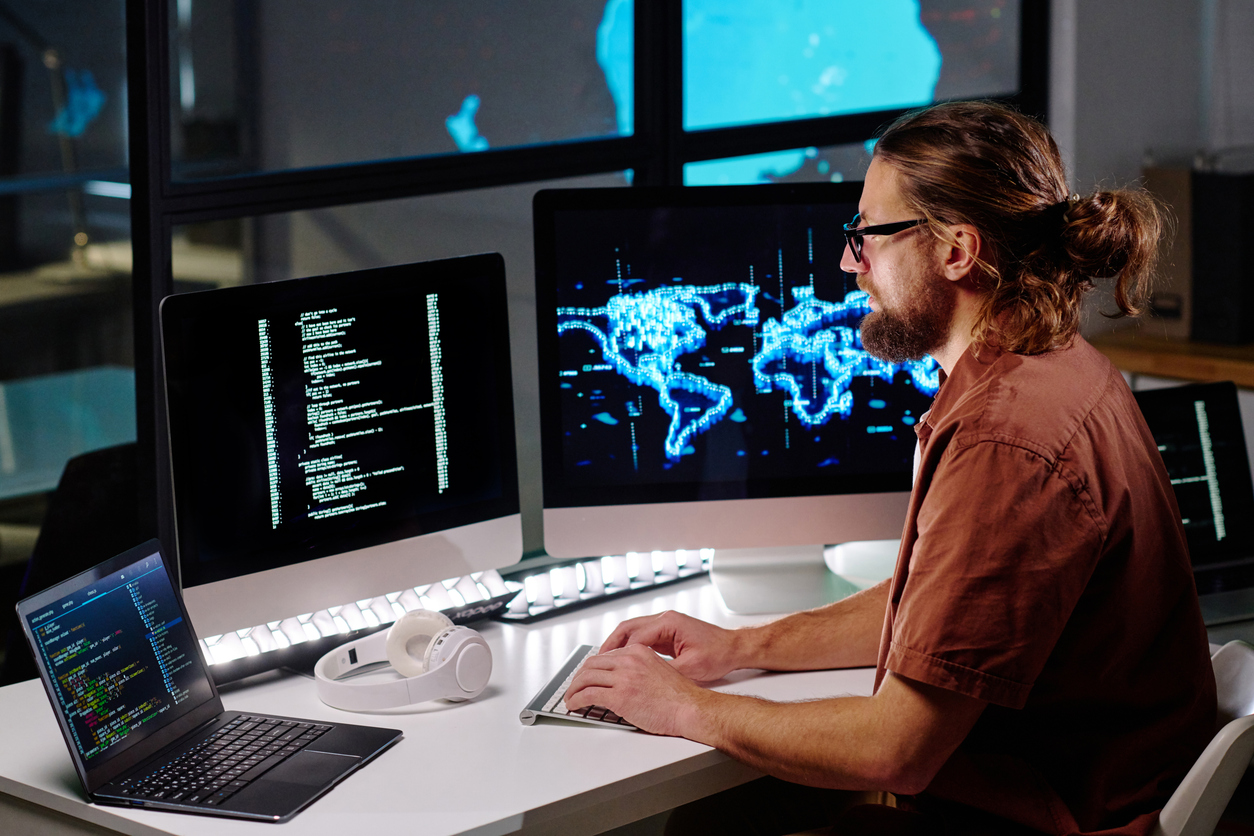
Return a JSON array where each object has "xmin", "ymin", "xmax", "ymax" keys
[{"xmin": 842, "ymin": 214, "xmax": 927, "ymax": 263}]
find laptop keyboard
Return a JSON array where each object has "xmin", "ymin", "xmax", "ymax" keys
[{"xmin": 113, "ymin": 715, "xmax": 331, "ymax": 806}]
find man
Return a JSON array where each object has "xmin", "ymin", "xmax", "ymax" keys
[{"xmin": 565, "ymin": 101, "xmax": 1217, "ymax": 835}]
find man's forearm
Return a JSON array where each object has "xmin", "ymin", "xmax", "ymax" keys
[
  {"xmin": 686, "ymin": 690, "xmax": 898, "ymax": 790},
  {"xmin": 677, "ymin": 671, "xmax": 983, "ymax": 795},
  {"xmin": 733, "ymin": 579, "xmax": 889, "ymax": 672}
]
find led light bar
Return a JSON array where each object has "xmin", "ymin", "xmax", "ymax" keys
[
  {"xmin": 497, "ymin": 549, "xmax": 712, "ymax": 623},
  {"xmin": 197, "ymin": 570, "xmax": 520, "ymax": 682},
  {"xmin": 198, "ymin": 552, "xmax": 712, "ymax": 681}
]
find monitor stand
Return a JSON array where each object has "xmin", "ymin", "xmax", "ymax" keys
[{"xmin": 710, "ymin": 540, "xmax": 900, "ymax": 614}]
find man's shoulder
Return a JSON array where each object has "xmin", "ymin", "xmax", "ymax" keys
[{"xmin": 935, "ymin": 338, "xmax": 1129, "ymax": 456}]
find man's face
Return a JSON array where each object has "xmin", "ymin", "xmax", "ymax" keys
[{"xmin": 840, "ymin": 158, "xmax": 957, "ymax": 363}]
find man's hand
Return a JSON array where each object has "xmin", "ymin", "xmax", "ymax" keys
[
  {"xmin": 600, "ymin": 610, "xmax": 744, "ymax": 682},
  {"xmin": 565, "ymin": 644, "xmax": 722, "ymax": 736}
]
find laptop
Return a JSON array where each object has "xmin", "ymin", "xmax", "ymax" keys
[
  {"xmin": 1134, "ymin": 381, "xmax": 1254, "ymax": 625},
  {"xmin": 16, "ymin": 539, "xmax": 402, "ymax": 822}
]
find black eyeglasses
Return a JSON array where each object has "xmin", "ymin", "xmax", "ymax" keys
[{"xmin": 842, "ymin": 214, "xmax": 927, "ymax": 263}]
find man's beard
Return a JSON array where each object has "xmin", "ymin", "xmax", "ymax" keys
[{"xmin": 858, "ymin": 264, "xmax": 957, "ymax": 363}]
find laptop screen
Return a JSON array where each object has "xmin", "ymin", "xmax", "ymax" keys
[{"xmin": 19, "ymin": 543, "xmax": 215, "ymax": 767}]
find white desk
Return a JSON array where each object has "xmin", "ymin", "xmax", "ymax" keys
[{"xmin": 0, "ymin": 577, "xmax": 876, "ymax": 836}]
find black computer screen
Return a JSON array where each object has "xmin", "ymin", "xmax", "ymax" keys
[
  {"xmin": 1134, "ymin": 381, "xmax": 1254, "ymax": 570},
  {"xmin": 533, "ymin": 185, "xmax": 940, "ymax": 509},
  {"xmin": 20, "ymin": 546, "xmax": 212, "ymax": 764},
  {"xmin": 161, "ymin": 254, "xmax": 519, "ymax": 587}
]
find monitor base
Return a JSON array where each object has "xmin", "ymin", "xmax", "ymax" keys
[{"xmin": 710, "ymin": 540, "xmax": 899, "ymax": 614}]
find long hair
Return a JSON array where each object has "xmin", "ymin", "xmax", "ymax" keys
[{"xmin": 872, "ymin": 101, "xmax": 1166, "ymax": 355}]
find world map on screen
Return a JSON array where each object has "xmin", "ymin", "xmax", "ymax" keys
[{"xmin": 558, "ymin": 280, "xmax": 939, "ymax": 465}]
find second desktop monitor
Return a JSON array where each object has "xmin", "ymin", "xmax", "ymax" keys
[{"xmin": 533, "ymin": 184, "xmax": 937, "ymax": 559}]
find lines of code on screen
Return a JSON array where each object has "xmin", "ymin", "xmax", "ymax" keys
[
  {"xmin": 167, "ymin": 261, "xmax": 516, "ymax": 586},
  {"xmin": 259, "ymin": 294, "xmax": 448, "ymax": 531},
  {"xmin": 26, "ymin": 559, "xmax": 197, "ymax": 763},
  {"xmin": 1154, "ymin": 398, "xmax": 1234, "ymax": 558}
]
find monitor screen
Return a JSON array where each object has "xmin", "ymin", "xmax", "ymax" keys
[
  {"xmin": 1133, "ymin": 381, "xmax": 1254, "ymax": 571},
  {"xmin": 533, "ymin": 184, "xmax": 938, "ymax": 559},
  {"xmin": 161, "ymin": 254, "xmax": 521, "ymax": 637}
]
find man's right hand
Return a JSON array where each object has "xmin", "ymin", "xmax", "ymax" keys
[{"xmin": 599, "ymin": 610, "xmax": 746, "ymax": 682}]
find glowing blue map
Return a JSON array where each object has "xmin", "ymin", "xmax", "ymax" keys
[
  {"xmin": 559, "ymin": 283, "xmax": 759, "ymax": 460},
  {"xmin": 753, "ymin": 287, "xmax": 939, "ymax": 428},
  {"xmin": 559, "ymin": 283, "xmax": 938, "ymax": 462}
]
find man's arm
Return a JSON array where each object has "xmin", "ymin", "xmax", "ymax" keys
[
  {"xmin": 565, "ymin": 644, "xmax": 985, "ymax": 794},
  {"xmin": 741, "ymin": 579, "xmax": 891, "ymax": 671},
  {"xmin": 600, "ymin": 578, "xmax": 891, "ymax": 682}
]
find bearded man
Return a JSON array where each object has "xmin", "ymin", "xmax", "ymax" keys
[{"xmin": 565, "ymin": 101, "xmax": 1217, "ymax": 836}]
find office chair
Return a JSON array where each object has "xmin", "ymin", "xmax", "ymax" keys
[
  {"xmin": 786, "ymin": 642, "xmax": 1254, "ymax": 836},
  {"xmin": 1151, "ymin": 640, "xmax": 1254, "ymax": 836},
  {"xmin": 0, "ymin": 442, "xmax": 140, "ymax": 685}
]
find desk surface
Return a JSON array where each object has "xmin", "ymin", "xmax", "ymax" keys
[
  {"xmin": 1092, "ymin": 329, "xmax": 1254, "ymax": 388},
  {"xmin": 0, "ymin": 577, "xmax": 875, "ymax": 836}
]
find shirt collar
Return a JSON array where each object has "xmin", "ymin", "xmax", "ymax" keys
[{"xmin": 930, "ymin": 343, "xmax": 1002, "ymax": 415}]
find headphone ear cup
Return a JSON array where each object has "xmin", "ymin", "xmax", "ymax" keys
[
  {"xmin": 423, "ymin": 626, "xmax": 492, "ymax": 701},
  {"xmin": 384, "ymin": 610, "xmax": 455, "ymax": 678},
  {"xmin": 423, "ymin": 626, "xmax": 460, "ymax": 674}
]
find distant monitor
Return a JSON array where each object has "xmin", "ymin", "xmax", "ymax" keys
[
  {"xmin": 532, "ymin": 185, "xmax": 938, "ymax": 608},
  {"xmin": 161, "ymin": 254, "xmax": 521, "ymax": 638}
]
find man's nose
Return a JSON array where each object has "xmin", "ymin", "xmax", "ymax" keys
[{"xmin": 840, "ymin": 241, "xmax": 865, "ymax": 274}]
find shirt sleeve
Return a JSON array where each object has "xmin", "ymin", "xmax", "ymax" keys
[{"xmin": 886, "ymin": 438, "xmax": 1105, "ymax": 709}]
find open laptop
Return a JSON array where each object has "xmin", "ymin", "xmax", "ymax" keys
[
  {"xmin": 1134, "ymin": 381, "xmax": 1254, "ymax": 625},
  {"xmin": 16, "ymin": 539, "xmax": 402, "ymax": 822}
]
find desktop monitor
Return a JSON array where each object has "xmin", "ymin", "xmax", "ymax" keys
[
  {"xmin": 532, "ymin": 185, "xmax": 939, "ymax": 609},
  {"xmin": 160, "ymin": 253, "xmax": 522, "ymax": 639}
]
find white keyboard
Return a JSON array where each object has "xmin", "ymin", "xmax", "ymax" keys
[{"xmin": 519, "ymin": 645, "xmax": 636, "ymax": 729}]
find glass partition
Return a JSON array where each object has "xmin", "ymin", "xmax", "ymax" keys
[
  {"xmin": 683, "ymin": 0, "xmax": 1020, "ymax": 132},
  {"xmin": 169, "ymin": 0, "xmax": 634, "ymax": 180},
  {"xmin": 0, "ymin": 0, "xmax": 133, "ymax": 664},
  {"xmin": 684, "ymin": 142, "xmax": 875, "ymax": 186}
]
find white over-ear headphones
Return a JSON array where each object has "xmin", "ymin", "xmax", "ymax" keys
[{"xmin": 314, "ymin": 610, "xmax": 492, "ymax": 711}]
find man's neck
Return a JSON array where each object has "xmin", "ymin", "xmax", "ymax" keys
[{"xmin": 931, "ymin": 298, "xmax": 981, "ymax": 376}]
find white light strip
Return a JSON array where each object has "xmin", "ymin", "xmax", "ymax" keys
[
  {"xmin": 501, "ymin": 549, "xmax": 713, "ymax": 620},
  {"xmin": 83, "ymin": 181, "xmax": 132, "ymax": 199},
  {"xmin": 199, "ymin": 569, "xmax": 517, "ymax": 666}
]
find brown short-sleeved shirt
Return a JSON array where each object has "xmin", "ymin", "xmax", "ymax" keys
[{"xmin": 874, "ymin": 338, "xmax": 1217, "ymax": 835}]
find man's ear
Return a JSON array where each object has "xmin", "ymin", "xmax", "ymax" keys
[{"xmin": 937, "ymin": 224, "xmax": 982, "ymax": 283}]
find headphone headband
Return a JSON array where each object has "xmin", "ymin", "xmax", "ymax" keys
[{"xmin": 314, "ymin": 611, "xmax": 491, "ymax": 712}]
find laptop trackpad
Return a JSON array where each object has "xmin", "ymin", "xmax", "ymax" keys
[
  {"xmin": 265, "ymin": 750, "xmax": 359, "ymax": 786},
  {"xmin": 228, "ymin": 750, "xmax": 361, "ymax": 816}
]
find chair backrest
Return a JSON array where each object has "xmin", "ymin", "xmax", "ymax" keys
[
  {"xmin": 1213, "ymin": 640, "xmax": 1254, "ymax": 726},
  {"xmin": 0, "ymin": 443, "xmax": 139, "ymax": 686},
  {"xmin": 1152, "ymin": 640, "xmax": 1254, "ymax": 836}
]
